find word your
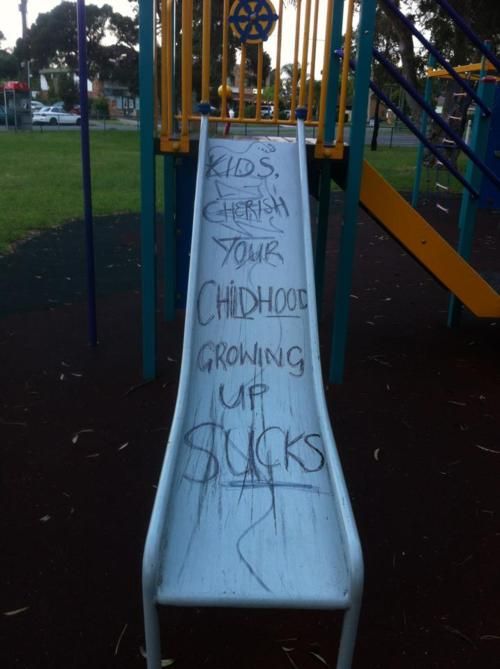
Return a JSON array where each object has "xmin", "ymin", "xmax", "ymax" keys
[
  {"xmin": 196, "ymin": 281, "xmax": 308, "ymax": 324},
  {"xmin": 197, "ymin": 341, "xmax": 305, "ymax": 377},
  {"xmin": 213, "ymin": 236, "xmax": 283, "ymax": 269},
  {"xmin": 182, "ymin": 422, "xmax": 325, "ymax": 484}
]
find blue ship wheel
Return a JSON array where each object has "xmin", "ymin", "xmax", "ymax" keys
[{"xmin": 229, "ymin": 0, "xmax": 279, "ymax": 44}]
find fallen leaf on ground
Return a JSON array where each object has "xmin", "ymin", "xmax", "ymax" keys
[
  {"xmin": 3, "ymin": 607, "xmax": 29, "ymax": 617},
  {"xmin": 139, "ymin": 646, "xmax": 175, "ymax": 666},
  {"xmin": 309, "ymin": 651, "xmax": 329, "ymax": 666},
  {"xmin": 475, "ymin": 444, "xmax": 500, "ymax": 454},
  {"xmin": 373, "ymin": 448, "xmax": 381, "ymax": 462},
  {"xmin": 114, "ymin": 623, "xmax": 127, "ymax": 656},
  {"xmin": 40, "ymin": 515, "xmax": 51, "ymax": 523}
]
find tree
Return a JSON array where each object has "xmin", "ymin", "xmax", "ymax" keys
[
  {"xmin": 14, "ymin": 2, "xmax": 139, "ymax": 93},
  {"xmin": 0, "ymin": 32, "xmax": 20, "ymax": 81}
]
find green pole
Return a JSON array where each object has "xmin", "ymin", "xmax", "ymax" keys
[
  {"xmin": 411, "ymin": 54, "xmax": 435, "ymax": 208},
  {"xmin": 324, "ymin": 0, "xmax": 346, "ymax": 145},
  {"xmin": 329, "ymin": 0, "xmax": 378, "ymax": 383},
  {"xmin": 314, "ymin": 163, "xmax": 332, "ymax": 318},
  {"xmin": 163, "ymin": 154, "xmax": 176, "ymax": 321},
  {"xmin": 447, "ymin": 75, "xmax": 496, "ymax": 328},
  {"xmin": 163, "ymin": 0, "xmax": 176, "ymax": 322},
  {"xmin": 139, "ymin": 0, "xmax": 157, "ymax": 380},
  {"xmin": 314, "ymin": 0, "xmax": 345, "ymax": 318}
]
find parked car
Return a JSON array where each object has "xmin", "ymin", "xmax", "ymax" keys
[
  {"xmin": 30, "ymin": 100, "xmax": 44, "ymax": 112},
  {"xmin": 32, "ymin": 106, "xmax": 81, "ymax": 125},
  {"xmin": 260, "ymin": 104, "xmax": 274, "ymax": 118}
]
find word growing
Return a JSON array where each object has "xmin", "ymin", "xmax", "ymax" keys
[
  {"xmin": 196, "ymin": 280, "xmax": 308, "ymax": 324},
  {"xmin": 197, "ymin": 341, "xmax": 305, "ymax": 377},
  {"xmin": 182, "ymin": 422, "xmax": 325, "ymax": 484}
]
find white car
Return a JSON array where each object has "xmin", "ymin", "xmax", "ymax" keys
[{"xmin": 33, "ymin": 106, "xmax": 81, "ymax": 126}]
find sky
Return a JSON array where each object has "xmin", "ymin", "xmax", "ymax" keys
[
  {"xmin": 1, "ymin": 0, "xmax": 333, "ymax": 80},
  {"xmin": 1, "ymin": 0, "xmax": 135, "ymax": 49}
]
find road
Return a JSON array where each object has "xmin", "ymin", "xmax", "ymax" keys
[{"xmin": 0, "ymin": 118, "xmax": 419, "ymax": 147}]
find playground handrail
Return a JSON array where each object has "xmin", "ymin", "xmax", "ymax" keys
[
  {"xmin": 379, "ymin": 0, "xmax": 491, "ymax": 117},
  {"xmin": 366, "ymin": 70, "xmax": 479, "ymax": 198},
  {"xmin": 373, "ymin": 49, "xmax": 500, "ymax": 192},
  {"xmin": 434, "ymin": 0, "xmax": 500, "ymax": 74}
]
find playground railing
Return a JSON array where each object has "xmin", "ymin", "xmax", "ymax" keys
[{"xmin": 159, "ymin": 0, "xmax": 338, "ymax": 153}]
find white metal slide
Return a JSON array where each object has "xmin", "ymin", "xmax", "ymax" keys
[{"xmin": 143, "ymin": 116, "xmax": 363, "ymax": 669}]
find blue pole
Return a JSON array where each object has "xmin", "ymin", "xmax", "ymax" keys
[
  {"xmin": 76, "ymin": 0, "xmax": 97, "ymax": 347},
  {"xmin": 329, "ymin": 0, "xmax": 378, "ymax": 383},
  {"xmin": 434, "ymin": 0, "xmax": 500, "ymax": 73},
  {"xmin": 447, "ymin": 76, "xmax": 496, "ymax": 327},
  {"xmin": 373, "ymin": 49, "xmax": 500, "ymax": 190},
  {"xmin": 139, "ymin": 0, "xmax": 157, "ymax": 380},
  {"xmin": 379, "ymin": 0, "xmax": 490, "ymax": 116}
]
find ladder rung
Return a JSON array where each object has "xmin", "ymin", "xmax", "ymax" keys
[
  {"xmin": 453, "ymin": 92, "xmax": 467, "ymax": 96},
  {"xmin": 443, "ymin": 138, "xmax": 456, "ymax": 144},
  {"xmin": 448, "ymin": 115, "xmax": 462, "ymax": 120},
  {"xmin": 436, "ymin": 203, "xmax": 449, "ymax": 213},
  {"xmin": 436, "ymin": 182, "xmax": 449, "ymax": 191}
]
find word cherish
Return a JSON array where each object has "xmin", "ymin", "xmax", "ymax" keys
[{"xmin": 196, "ymin": 281, "xmax": 308, "ymax": 324}]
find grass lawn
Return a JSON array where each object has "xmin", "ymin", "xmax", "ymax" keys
[
  {"xmin": 0, "ymin": 130, "xmax": 465, "ymax": 253},
  {"xmin": 0, "ymin": 130, "xmax": 153, "ymax": 253},
  {"xmin": 364, "ymin": 145, "xmax": 465, "ymax": 193}
]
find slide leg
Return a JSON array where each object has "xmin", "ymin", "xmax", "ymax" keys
[
  {"xmin": 143, "ymin": 595, "xmax": 162, "ymax": 669},
  {"xmin": 336, "ymin": 597, "xmax": 362, "ymax": 669}
]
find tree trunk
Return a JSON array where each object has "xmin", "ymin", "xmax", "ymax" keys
[
  {"xmin": 389, "ymin": 10, "xmax": 422, "ymax": 123},
  {"xmin": 371, "ymin": 97, "xmax": 380, "ymax": 150}
]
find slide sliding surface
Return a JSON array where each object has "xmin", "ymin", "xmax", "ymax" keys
[{"xmin": 142, "ymin": 119, "xmax": 363, "ymax": 669}]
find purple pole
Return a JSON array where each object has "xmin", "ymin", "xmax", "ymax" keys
[
  {"xmin": 368, "ymin": 79, "xmax": 479, "ymax": 198},
  {"xmin": 76, "ymin": 0, "xmax": 97, "ymax": 347},
  {"xmin": 379, "ymin": 0, "xmax": 490, "ymax": 116},
  {"xmin": 336, "ymin": 50, "xmax": 479, "ymax": 197},
  {"xmin": 373, "ymin": 48, "xmax": 500, "ymax": 191},
  {"xmin": 434, "ymin": 0, "xmax": 500, "ymax": 73}
]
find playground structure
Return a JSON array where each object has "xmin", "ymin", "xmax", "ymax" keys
[
  {"xmin": 139, "ymin": 1, "xmax": 500, "ymax": 668},
  {"xmin": 138, "ymin": 0, "xmax": 500, "ymax": 384}
]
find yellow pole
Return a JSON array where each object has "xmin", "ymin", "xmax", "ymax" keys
[
  {"xmin": 337, "ymin": 0, "xmax": 355, "ymax": 145},
  {"xmin": 161, "ymin": 0, "xmax": 168, "ymax": 136},
  {"xmin": 273, "ymin": 0, "xmax": 284, "ymax": 122},
  {"xmin": 181, "ymin": 0, "xmax": 193, "ymax": 139},
  {"xmin": 256, "ymin": 43, "xmax": 263, "ymax": 119},
  {"xmin": 307, "ymin": 0, "xmax": 320, "ymax": 121},
  {"xmin": 166, "ymin": 0, "xmax": 175, "ymax": 136},
  {"xmin": 238, "ymin": 43, "xmax": 246, "ymax": 120},
  {"xmin": 221, "ymin": 0, "xmax": 230, "ymax": 118},
  {"xmin": 291, "ymin": 0, "xmax": 302, "ymax": 119},
  {"xmin": 299, "ymin": 0, "xmax": 312, "ymax": 108},
  {"xmin": 202, "ymin": 0, "xmax": 212, "ymax": 103},
  {"xmin": 316, "ymin": 0, "xmax": 333, "ymax": 148}
]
